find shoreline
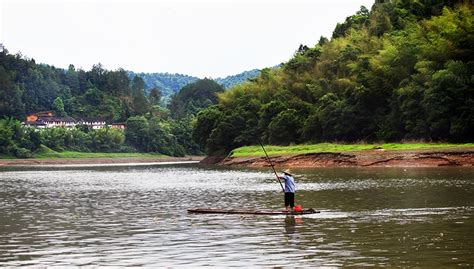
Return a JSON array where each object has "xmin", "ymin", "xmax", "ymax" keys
[
  {"xmin": 0, "ymin": 156, "xmax": 205, "ymax": 167},
  {"xmin": 212, "ymin": 148, "xmax": 474, "ymax": 168},
  {"xmin": 2, "ymin": 148, "xmax": 473, "ymax": 168}
]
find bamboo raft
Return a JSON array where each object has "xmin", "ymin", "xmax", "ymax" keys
[{"xmin": 187, "ymin": 208, "xmax": 319, "ymax": 215}]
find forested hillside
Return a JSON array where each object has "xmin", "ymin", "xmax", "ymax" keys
[
  {"xmin": 168, "ymin": 79, "xmax": 225, "ymax": 119},
  {"xmin": 128, "ymin": 72, "xmax": 199, "ymax": 104},
  {"xmin": 194, "ymin": 0, "xmax": 473, "ymax": 154},
  {"xmin": 0, "ymin": 51, "xmax": 150, "ymax": 122},
  {"xmin": 128, "ymin": 69, "xmax": 260, "ymax": 103},
  {"xmin": 0, "ymin": 47, "xmax": 224, "ymax": 157},
  {"xmin": 215, "ymin": 69, "xmax": 261, "ymax": 88}
]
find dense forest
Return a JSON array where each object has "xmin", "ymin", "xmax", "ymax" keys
[
  {"xmin": 215, "ymin": 69, "xmax": 261, "ymax": 89},
  {"xmin": 194, "ymin": 0, "xmax": 473, "ymax": 154},
  {"xmin": 128, "ymin": 69, "xmax": 260, "ymax": 104},
  {"xmin": 0, "ymin": 47, "xmax": 225, "ymax": 157}
]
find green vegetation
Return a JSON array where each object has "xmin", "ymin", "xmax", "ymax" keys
[
  {"xmin": 1, "ymin": 0, "xmax": 473, "ymax": 159},
  {"xmin": 0, "ymin": 141, "xmax": 165, "ymax": 159},
  {"xmin": 231, "ymin": 143, "xmax": 474, "ymax": 157},
  {"xmin": 195, "ymin": 1, "xmax": 474, "ymax": 155},
  {"xmin": 168, "ymin": 78, "xmax": 224, "ymax": 119},
  {"xmin": 0, "ymin": 44, "xmax": 229, "ymax": 157},
  {"xmin": 215, "ymin": 69, "xmax": 261, "ymax": 89},
  {"xmin": 0, "ymin": 74, "xmax": 226, "ymax": 158},
  {"xmin": 128, "ymin": 70, "xmax": 260, "ymax": 104},
  {"xmin": 34, "ymin": 149, "xmax": 165, "ymax": 159},
  {"xmin": 129, "ymin": 72, "xmax": 199, "ymax": 105},
  {"xmin": 0, "ymin": 52, "xmax": 153, "ymax": 122},
  {"xmin": 0, "ymin": 118, "xmax": 128, "ymax": 158}
]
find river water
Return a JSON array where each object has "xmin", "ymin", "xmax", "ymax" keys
[{"xmin": 0, "ymin": 164, "xmax": 473, "ymax": 267}]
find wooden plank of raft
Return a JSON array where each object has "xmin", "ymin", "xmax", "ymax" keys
[{"xmin": 187, "ymin": 208, "xmax": 319, "ymax": 215}]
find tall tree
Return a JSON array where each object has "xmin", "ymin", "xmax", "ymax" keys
[
  {"xmin": 168, "ymin": 78, "xmax": 224, "ymax": 119},
  {"xmin": 149, "ymin": 87, "xmax": 162, "ymax": 106},
  {"xmin": 131, "ymin": 76, "xmax": 149, "ymax": 115},
  {"xmin": 0, "ymin": 66, "xmax": 24, "ymax": 119},
  {"xmin": 53, "ymin": 96, "xmax": 66, "ymax": 116}
]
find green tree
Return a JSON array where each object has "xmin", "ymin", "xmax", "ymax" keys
[
  {"xmin": 423, "ymin": 60, "xmax": 474, "ymax": 141},
  {"xmin": 172, "ymin": 117, "xmax": 203, "ymax": 155},
  {"xmin": 168, "ymin": 78, "xmax": 224, "ymax": 119},
  {"xmin": 193, "ymin": 106, "xmax": 222, "ymax": 151},
  {"xmin": 0, "ymin": 118, "xmax": 14, "ymax": 155},
  {"xmin": 332, "ymin": 5, "xmax": 369, "ymax": 38},
  {"xmin": 53, "ymin": 96, "xmax": 66, "ymax": 116},
  {"xmin": 149, "ymin": 87, "xmax": 162, "ymax": 106},
  {"xmin": 65, "ymin": 64, "xmax": 81, "ymax": 95},
  {"xmin": 268, "ymin": 109, "xmax": 303, "ymax": 145},
  {"xmin": 41, "ymin": 127, "xmax": 67, "ymax": 151},
  {"xmin": 0, "ymin": 66, "xmax": 24, "ymax": 119},
  {"xmin": 89, "ymin": 128, "xmax": 125, "ymax": 152},
  {"xmin": 258, "ymin": 101, "xmax": 287, "ymax": 143},
  {"xmin": 125, "ymin": 116, "xmax": 149, "ymax": 151},
  {"xmin": 131, "ymin": 76, "xmax": 149, "ymax": 115}
]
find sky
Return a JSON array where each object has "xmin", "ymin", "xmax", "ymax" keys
[{"xmin": 0, "ymin": 0, "xmax": 374, "ymax": 78}]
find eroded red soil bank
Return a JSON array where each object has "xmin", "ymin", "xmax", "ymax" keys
[{"xmin": 211, "ymin": 149, "xmax": 473, "ymax": 168}]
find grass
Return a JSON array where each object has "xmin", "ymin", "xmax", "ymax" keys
[
  {"xmin": 230, "ymin": 143, "xmax": 474, "ymax": 157},
  {"xmin": 25, "ymin": 146, "xmax": 167, "ymax": 159},
  {"xmin": 34, "ymin": 151, "xmax": 167, "ymax": 159},
  {"xmin": 34, "ymin": 150, "xmax": 166, "ymax": 159}
]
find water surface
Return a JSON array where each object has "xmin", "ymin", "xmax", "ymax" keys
[{"xmin": 1, "ymin": 165, "xmax": 473, "ymax": 266}]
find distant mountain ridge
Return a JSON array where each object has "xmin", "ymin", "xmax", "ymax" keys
[
  {"xmin": 128, "ymin": 69, "xmax": 260, "ymax": 103},
  {"xmin": 128, "ymin": 72, "xmax": 198, "ymax": 103},
  {"xmin": 215, "ymin": 69, "xmax": 260, "ymax": 88}
]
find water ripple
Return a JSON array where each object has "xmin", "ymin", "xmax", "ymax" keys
[{"xmin": 1, "ymin": 165, "xmax": 473, "ymax": 267}]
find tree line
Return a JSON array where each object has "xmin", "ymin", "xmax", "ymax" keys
[
  {"xmin": 0, "ymin": 44, "xmax": 224, "ymax": 157},
  {"xmin": 194, "ymin": 1, "xmax": 473, "ymax": 154},
  {"xmin": 128, "ymin": 69, "xmax": 260, "ymax": 105}
]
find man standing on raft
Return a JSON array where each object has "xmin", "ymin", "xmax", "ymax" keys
[{"xmin": 279, "ymin": 169, "xmax": 295, "ymax": 211}]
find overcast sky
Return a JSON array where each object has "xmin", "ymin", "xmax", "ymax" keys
[{"xmin": 1, "ymin": 0, "xmax": 374, "ymax": 78}]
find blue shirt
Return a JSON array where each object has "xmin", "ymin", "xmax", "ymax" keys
[{"xmin": 282, "ymin": 174, "xmax": 295, "ymax": 193}]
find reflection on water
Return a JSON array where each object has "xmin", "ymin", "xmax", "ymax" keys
[
  {"xmin": 0, "ymin": 165, "xmax": 473, "ymax": 266},
  {"xmin": 284, "ymin": 216, "xmax": 303, "ymax": 235}
]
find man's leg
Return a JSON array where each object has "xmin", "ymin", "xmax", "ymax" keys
[{"xmin": 290, "ymin": 193, "xmax": 295, "ymax": 211}]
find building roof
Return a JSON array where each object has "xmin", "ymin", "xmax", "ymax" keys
[
  {"xmin": 37, "ymin": 116, "xmax": 77, "ymax": 123},
  {"xmin": 77, "ymin": 117, "xmax": 106, "ymax": 122},
  {"xmin": 23, "ymin": 121, "xmax": 46, "ymax": 126}
]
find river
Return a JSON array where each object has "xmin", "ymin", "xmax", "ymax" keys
[{"xmin": 1, "ymin": 164, "xmax": 473, "ymax": 267}]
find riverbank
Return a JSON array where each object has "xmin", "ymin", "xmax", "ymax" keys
[
  {"xmin": 212, "ymin": 148, "xmax": 474, "ymax": 168},
  {"xmin": 0, "ymin": 156, "xmax": 204, "ymax": 166}
]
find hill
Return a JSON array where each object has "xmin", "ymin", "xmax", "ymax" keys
[
  {"xmin": 128, "ymin": 69, "xmax": 260, "ymax": 103},
  {"xmin": 128, "ymin": 72, "xmax": 199, "ymax": 103},
  {"xmin": 194, "ymin": 0, "xmax": 474, "ymax": 154},
  {"xmin": 215, "ymin": 69, "xmax": 260, "ymax": 88}
]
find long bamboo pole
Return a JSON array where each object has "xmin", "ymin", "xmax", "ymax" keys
[{"xmin": 258, "ymin": 140, "xmax": 284, "ymax": 192}]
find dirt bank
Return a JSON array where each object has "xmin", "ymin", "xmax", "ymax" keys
[
  {"xmin": 214, "ymin": 149, "xmax": 474, "ymax": 168},
  {"xmin": 0, "ymin": 156, "xmax": 204, "ymax": 166}
]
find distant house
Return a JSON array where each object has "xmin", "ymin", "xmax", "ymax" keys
[
  {"xmin": 42, "ymin": 116, "xmax": 76, "ymax": 128},
  {"xmin": 23, "ymin": 120, "xmax": 47, "ymax": 129},
  {"xmin": 77, "ymin": 117, "xmax": 107, "ymax": 129},
  {"xmin": 26, "ymin": 111, "xmax": 53, "ymax": 122},
  {"xmin": 23, "ymin": 112, "xmax": 108, "ymax": 129},
  {"xmin": 111, "ymin": 123, "xmax": 125, "ymax": 130}
]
